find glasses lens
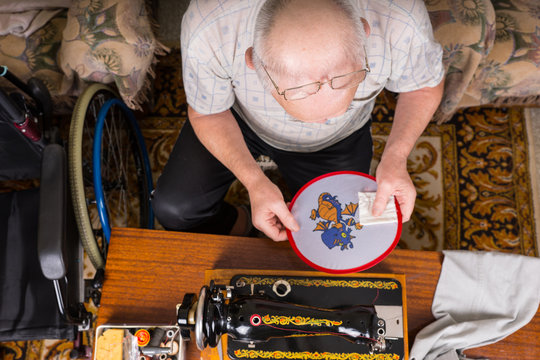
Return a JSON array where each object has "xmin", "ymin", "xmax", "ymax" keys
[
  {"xmin": 284, "ymin": 83, "xmax": 321, "ymax": 101},
  {"xmin": 331, "ymin": 70, "xmax": 367, "ymax": 90}
]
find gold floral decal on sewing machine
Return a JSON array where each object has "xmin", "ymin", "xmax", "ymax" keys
[
  {"xmin": 233, "ymin": 349, "xmax": 401, "ymax": 359},
  {"xmin": 235, "ymin": 277, "xmax": 399, "ymax": 291},
  {"xmin": 262, "ymin": 315, "xmax": 342, "ymax": 327}
]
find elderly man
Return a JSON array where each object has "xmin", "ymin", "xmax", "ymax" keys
[{"xmin": 152, "ymin": 0, "xmax": 445, "ymax": 240}]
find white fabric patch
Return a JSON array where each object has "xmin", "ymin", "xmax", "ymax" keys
[{"xmin": 357, "ymin": 192, "xmax": 398, "ymax": 225}]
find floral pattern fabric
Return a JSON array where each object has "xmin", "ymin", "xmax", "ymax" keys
[
  {"xmin": 59, "ymin": 0, "xmax": 168, "ymax": 110},
  {"xmin": 469, "ymin": 1, "xmax": 540, "ymax": 101},
  {"xmin": 426, "ymin": 0, "xmax": 540, "ymax": 123},
  {"xmin": 0, "ymin": 0, "xmax": 168, "ymax": 111}
]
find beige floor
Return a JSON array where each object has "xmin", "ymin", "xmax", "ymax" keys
[{"xmin": 526, "ymin": 108, "xmax": 540, "ymax": 255}]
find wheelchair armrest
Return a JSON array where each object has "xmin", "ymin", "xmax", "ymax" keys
[{"xmin": 38, "ymin": 144, "xmax": 67, "ymax": 280}]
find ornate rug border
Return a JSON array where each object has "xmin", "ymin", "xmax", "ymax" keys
[
  {"xmin": 524, "ymin": 108, "xmax": 540, "ymax": 257},
  {"xmin": 372, "ymin": 122, "xmax": 459, "ymax": 250},
  {"xmin": 511, "ymin": 108, "xmax": 538, "ymax": 256}
]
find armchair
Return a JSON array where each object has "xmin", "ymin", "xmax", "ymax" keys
[
  {"xmin": 427, "ymin": 0, "xmax": 540, "ymax": 123},
  {"xmin": 0, "ymin": 0, "xmax": 168, "ymax": 112}
]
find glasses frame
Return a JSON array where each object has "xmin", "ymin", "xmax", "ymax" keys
[{"xmin": 261, "ymin": 51, "xmax": 371, "ymax": 101}]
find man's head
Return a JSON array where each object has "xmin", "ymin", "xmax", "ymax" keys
[{"xmin": 246, "ymin": 0, "xmax": 370, "ymax": 123}]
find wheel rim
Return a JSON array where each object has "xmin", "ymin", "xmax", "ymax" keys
[{"xmin": 69, "ymin": 84, "xmax": 152, "ymax": 269}]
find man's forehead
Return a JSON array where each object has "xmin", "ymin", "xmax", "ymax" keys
[
  {"xmin": 265, "ymin": 34, "xmax": 357, "ymax": 79},
  {"xmin": 268, "ymin": 56, "xmax": 358, "ymax": 84}
]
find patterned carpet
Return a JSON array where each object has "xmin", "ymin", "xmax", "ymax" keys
[
  {"xmin": 373, "ymin": 102, "xmax": 537, "ymax": 255},
  {"xmin": 1, "ymin": 50, "xmax": 538, "ymax": 360}
]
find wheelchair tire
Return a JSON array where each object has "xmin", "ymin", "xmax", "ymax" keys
[{"xmin": 69, "ymin": 84, "xmax": 153, "ymax": 269}]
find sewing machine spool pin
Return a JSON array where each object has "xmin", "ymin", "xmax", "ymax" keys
[{"xmin": 272, "ymin": 279, "xmax": 291, "ymax": 297}]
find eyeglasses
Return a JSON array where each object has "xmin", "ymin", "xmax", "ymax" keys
[{"xmin": 261, "ymin": 53, "xmax": 370, "ymax": 101}]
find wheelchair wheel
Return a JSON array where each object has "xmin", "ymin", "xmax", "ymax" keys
[{"xmin": 69, "ymin": 84, "xmax": 153, "ymax": 269}]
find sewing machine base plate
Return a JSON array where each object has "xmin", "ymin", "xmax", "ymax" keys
[{"xmin": 203, "ymin": 269, "xmax": 408, "ymax": 360}]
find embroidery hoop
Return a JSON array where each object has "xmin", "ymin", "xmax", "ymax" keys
[{"xmin": 286, "ymin": 171, "xmax": 402, "ymax": 273}]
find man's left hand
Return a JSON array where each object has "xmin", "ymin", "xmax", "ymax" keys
[{"xmin": 372, "ymin": 155, "xmax": 416, "ymax": 222}]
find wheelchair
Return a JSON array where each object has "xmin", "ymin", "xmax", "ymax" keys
[
  {"xmin": 0, "ymin": 66, "xmax": 90, "ymax": 343},
  {"xmin": 0, "ymin": 67, "xmax": 153, "ymax": 345}
]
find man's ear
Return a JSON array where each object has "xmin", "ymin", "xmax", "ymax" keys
[
  {"xmin": 360, "ymin": 18, "xmax": 371, "ymax": 37},
  {"xmin": 245, "ymin": 47, "xmax": 255, "ymax": 70}
]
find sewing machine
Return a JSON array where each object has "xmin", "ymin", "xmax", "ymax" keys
[{"xmin": 95, "ymin": 271, "xmax": 408, "ymax": 360}]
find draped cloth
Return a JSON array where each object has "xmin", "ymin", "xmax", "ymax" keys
[
  {"xmin": 410, "ymin": 250, "xmax": 540, "ymax": 360},
  {"xmin": 0, "ymin": 0, "xmax": 70, "ymax": 37}
]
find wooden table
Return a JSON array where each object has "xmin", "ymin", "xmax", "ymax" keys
[{"xmin": 97, "ymin": 228, "xmax": 540, "ymax": 359}]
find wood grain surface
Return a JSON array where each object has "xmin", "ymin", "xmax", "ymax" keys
[{"xmin": 96, "ymin": 228, "xmax": 540, "ymax": 360}]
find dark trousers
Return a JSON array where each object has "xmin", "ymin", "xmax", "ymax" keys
[{"xmin": 152, "ymin": 111, "xmax": 373, "ymax": 234}]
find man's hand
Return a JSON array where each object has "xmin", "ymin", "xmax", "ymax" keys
[
  {"xmin": 248, "ymin": 178, "xmax": 299, "ymax": 241},
  {"xmin": 188, "ymin": 106, "xmax": 298, "ymax": 239},
  {"xmin": 372, "ymin": 79, "xmax": 444, "ymax": 223},
  {"xmin": 372, "ymin": 155, "xmax": 416, "ymax": 222}
]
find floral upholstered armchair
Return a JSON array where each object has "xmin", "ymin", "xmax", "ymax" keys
[
  {"xmin": 426, "ymin": 0, "xmax": 540, "ymax": 123},
  {"xmin": 0, "ymin": 0, "xmax": 168, "ymax": 111}
]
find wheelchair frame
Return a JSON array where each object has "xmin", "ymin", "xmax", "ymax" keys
[{"xmin": 0, "ymin": 66, "xmax": 154, "ymax": 306}]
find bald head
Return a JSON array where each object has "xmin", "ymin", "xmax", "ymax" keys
[{"xmin": 253, "ymin": 0, "xmax": 367, "ymax": 80}]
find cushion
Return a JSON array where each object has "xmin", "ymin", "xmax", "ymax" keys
[
  {"xmin": 464, "ymin": 0, "xmax": 540, "ymax": 105},
  {"xmin": 426, "ymin": 0, "xmax": 496, "ymax": 123},
  {"xmin": 58, "ymin": 0, "xmax": 168, "ymax": 110}
]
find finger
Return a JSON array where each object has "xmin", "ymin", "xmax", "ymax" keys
[
  {"xmin": 258, "ymin": 221, "xmax": 281, "ymax": 241},
  {"xmin": 274, "ymin": 228, "xmax": 289, "ymax": 241},
  {"xmin": 269, "ymin": 218, "xmax": 289, "ymax": 241},
  {"xmin": 395, "ymin": 191, "xmax": 416, "ymax": 222},
  {"xmin": 273, "ymin": 202, "xmax": 300, "ymax": 232},
  {"xmin": 372, "ymin": 184, "xmax": 392, "ymax": 216},
  {"xmin": 260, "ymin": 220, "xmax": 289, "ymax": 241}
]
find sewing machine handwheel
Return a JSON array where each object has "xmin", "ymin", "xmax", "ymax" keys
[
  {"xmin": 204, "ymin": 297, "xmax": 222, "ymax": 348},
  {"xmin": 195, "ymin": 286, "xmax": 208, "ymax": 351}
]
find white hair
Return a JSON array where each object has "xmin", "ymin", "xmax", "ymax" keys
[{"xmin": 252, "ymin": 0, "xmax": 367, "ymax": 89}]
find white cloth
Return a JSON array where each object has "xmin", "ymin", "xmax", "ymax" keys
[
  {"xmin": 180, "ymin": 0, "xmax": 444, "ymax": 152},
  {"xmin": 0, "ymin": 0, "xmax": 70, "ymax": 38},
  {"xmin": 0, "ymin": 9, "xmax": 62, "ymax": 37},
  {"xmin": 410, "ymin": 250, "xmax": 540, "ymax": 360},
  {"xmin": 0, "ymin": 1, "xmax": 71, "ymax": 12},
  {"xmin": 357, "ymin": 192, "xmax": 397, "ymax": 225}
]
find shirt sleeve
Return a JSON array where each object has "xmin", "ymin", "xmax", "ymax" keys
[
  {"xmin": 385, "ymin": 0, "xmax": 444, "ymax": 93},
  {"xmin": 180, "ymin": 3, "xmax": 235, "ymax": 115}
]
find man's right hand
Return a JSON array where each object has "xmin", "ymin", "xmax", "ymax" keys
[
  {"xmin": 188, "ymin": 106, "xmax": 299, "ymax": 240},
  {"xmin": 248, "ymin": 178, "xmax": 299, "ymax": 241}
]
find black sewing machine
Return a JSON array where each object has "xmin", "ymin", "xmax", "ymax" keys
[
  {"xmin": 94, "ymin": 272, "xmax": 407, "ymax": 360},
  {"xmin": 177, "ymin": 273, "xmax": 407, "ymax": 360}
]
